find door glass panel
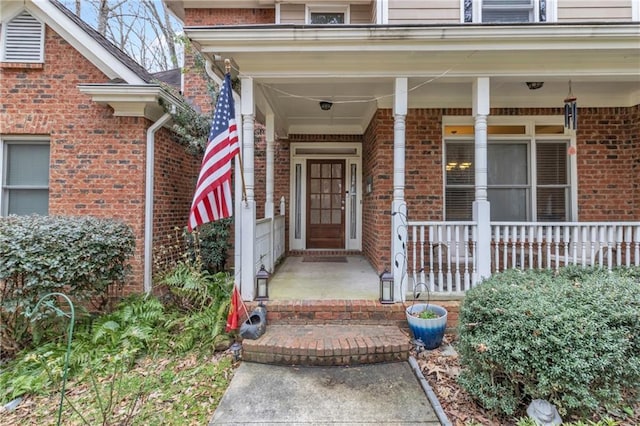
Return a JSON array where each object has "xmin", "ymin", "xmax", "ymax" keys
[
  {"xmin": 322, "ymin": 179, "xmax": 331, "ymax": 193},
  {"xmin": 332, "ymin": 209, "xmax": 341, "ymax": 224},
  {"xmin": 332, "ymin": 179, "xmax": 341, "ymax": 193},
  {"xmin": 332, "ymin": 194, "xmax": 341, "ymax": 207},
  {"xmin": 310, "ymin": 194, "xmax": 320, "ymax": 209},
  {"xmin": 295, "ymin": 164, "xmax": 301, "ymax": 239},
  {"xmin": 321, "ymin": 164, "xmax": 331, "ymax": 177},
  {"xmin": 310, "ymin": 210, "xmax": 320, "ymax": 224},
  {"xmin": 350, "ymin": 164, "xmax": 357, "ymax": 239},
  {"xmin": 321, "ymin": 210, "xmax": 330, "ymax": 224},
  {"xmin": 332, "ymin": 163, "xmax": 342, "ymax": 178},
  {"xmin": 321, "ymin": 194, "xmax": 330, "ymax": 209},
  {"xmin": 310, "ymin": 178, "xmax": 320, "ymax": 193},
  {"xmin": 311, "ymin": 163, "xmax": 320, "ymax": 178}
]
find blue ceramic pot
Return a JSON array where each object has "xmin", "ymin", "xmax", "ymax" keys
[{"xmin": 406, "ymin": 303, "xmax": 447, "ymax": 349}]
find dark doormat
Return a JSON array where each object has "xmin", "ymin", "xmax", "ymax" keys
[{"xmin": 302, "ymin": 256, "xmax": 348, "ymax": 263}]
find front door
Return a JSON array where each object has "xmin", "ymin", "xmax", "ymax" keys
[{"xmin": 306, "ymin": 160, "xmax": 345, "ymax": 249}]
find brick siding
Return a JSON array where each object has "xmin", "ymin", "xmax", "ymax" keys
[
  {"xmin": 152, "ymin": 129, "xmax": 201, "ymax": 273},
  {"xmin": 184, "ymin": 8, "xmax": 275, "ymax": 26},
  {"xmin": 1, "ymin": 26, "xmax": 198, "ymax": 294}
]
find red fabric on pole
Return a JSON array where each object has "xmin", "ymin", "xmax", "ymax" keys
[
  {"xmin": 225, "ymin": 285, "xmax": 241, "ymax": 332},
  {"xmin": 188, "ymin": 72, "xmax": 239, "ymax": 231}
]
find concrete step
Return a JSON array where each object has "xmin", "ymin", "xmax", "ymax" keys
[{"xmin": 241, "ymin": 324, "xmax": 411, "ymax": 366}]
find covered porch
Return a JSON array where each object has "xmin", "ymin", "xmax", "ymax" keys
[{"xmin": 184, "ymin": 23, "xmax": 640, "ymax": 302}]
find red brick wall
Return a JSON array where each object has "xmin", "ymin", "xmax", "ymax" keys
[
  {"xmin": 0, "ymin": 26, "xmax": 199, "ymax": 294},
  {"xmin": 182, "ymin": 7, "xmax": 274, "ymax": 114},
  {"xmin": 184, "ymin": 8, "xmax": 275, "ymax": 26},
  {"xmin": 152, "ymin": 128, "xmax": 200, "ymax": 271},
  {"xmin": 577, "ymin": 107, "xmax": 638, "ymax": 220},
  {"xmin": 632, "ymin": 105, "xmax": 640, "ymax": 217},
  {"xmin": 363, "ymin": 110, "xmax": 392, "ymax": 272}
]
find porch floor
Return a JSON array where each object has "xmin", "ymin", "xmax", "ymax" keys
[{"xmin": 268, "ymin": 255, "xmax": 380, "ymax": 300}]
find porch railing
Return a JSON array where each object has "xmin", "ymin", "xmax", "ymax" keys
[
  {"xmin": 406, "ymin": 220, "xmax": 640, "ymax": 296},
  {"xmin": 254, "ymin": 213, "xmax": 286, "ymax": 274},
  {"xmin": 406, "ymin": 221, "xmax": 479, "ymax": 295},
  {"xmin": 491, "ymin": 222, "xmax": 640, "ymax": 272},
  {"xmin": 253, "ymin": 198, "xmax": 286, "ymax": 276}
]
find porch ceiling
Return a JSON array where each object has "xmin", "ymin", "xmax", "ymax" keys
[{"xmin": 186, "ymin": 24, "xmax": 640, "ymax": 136}]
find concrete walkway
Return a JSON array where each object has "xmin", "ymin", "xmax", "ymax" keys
[{"xmin": 209, "ymin": 361, "xmax": 441, "ymax": 425}]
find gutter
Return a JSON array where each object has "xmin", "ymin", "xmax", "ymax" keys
[{"xmin": 144, "ymin": 111, "xmax": 174, "ymax": 294}]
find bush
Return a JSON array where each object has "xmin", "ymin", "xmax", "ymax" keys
[
  {"xmin": 185, "ymin": 220, "xmax": 232, "ymax": 273},
  {"xmin": 457, "ymin": 267, "xmax": 640, "ymax": 417},
  {"xmin": 0, "ymin": 215, "xmax": 135, "ymax": 356}
]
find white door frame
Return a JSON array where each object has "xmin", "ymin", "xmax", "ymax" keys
[{"xmin": 289, "ymin": 142, "xmax": 362, "ymax": 251}]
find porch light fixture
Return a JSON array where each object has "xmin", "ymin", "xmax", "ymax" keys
[
  {"xmin": 319, "ymin": 101, "xmax": 333, "ymax": 111},
  {"xmin": 564, "ymin": 80, "xmax": 578, "ymax": 131},
  {"xmin": 526, "ymin": 82, "xmax": 544, "ymax": 90},
  {"xmin": 255, "ymin": 264, "xmax": 270, "ymax": 301},
  {"xmin": 379, "ymin": 268, "xmax": 394, "ymax": 304}
]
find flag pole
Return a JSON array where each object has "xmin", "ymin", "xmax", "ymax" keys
[{"xmin": 225, "ymin": 59, "xmax": 248, "ymax": 204}]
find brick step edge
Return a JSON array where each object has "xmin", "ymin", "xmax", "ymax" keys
[
  {"xmin": 243, "ymin": 300, "xmax": 461, "ymax": 330},
  {"xmin": 241, "ymin": 324, "xmax": 411, "ymax": 366}
]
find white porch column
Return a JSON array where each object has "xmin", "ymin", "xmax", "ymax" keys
[
  {"xmin": 265, "ymin": 112, "xmax": 276, "ymax": 271},
  {"xmin": 392, "ymin": 77, "xmax": 408, "ymax": 302},
  {"xmin": 472, "ymin": 77, "xmax": 491, "ymax": 280},
  {"xmin": 265, "ymin": 113, "xmax": 275, "ymax": 219},
  {"xmin": 240, "ymin": 76, "xmax": 257, "ymax": 300}
]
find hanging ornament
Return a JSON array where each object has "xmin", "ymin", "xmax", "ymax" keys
[{"xmin": 564, "ymin": 81, "xmax": 577, "ymax": 130}]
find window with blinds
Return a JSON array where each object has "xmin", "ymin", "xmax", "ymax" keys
[
  {"xmin": 536, "ymin": 141, "xmax": 569, "ymax": 221},
  {"xmin": 1, "ymin": 10, "xmax": 45, "ymax": 62},
  {"xmin": 482, "ymin": 0, "xmax": 534, "ymax": 23},
  {"xmin": 2, "ymin": 140, "xmax": 50, "ymax": 216},
  {"xmin": 444, "ymin": 136, "xmax": 570, "ymax": 222}
]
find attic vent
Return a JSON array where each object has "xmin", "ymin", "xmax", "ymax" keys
[{"xmin": 2, "ymin": 10, "xmax": 44, "ymax": 62}]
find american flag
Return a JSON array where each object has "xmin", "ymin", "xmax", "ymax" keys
[{"xmin": 188, "ymin": 72, "xmax": 239, "ymax": 231}]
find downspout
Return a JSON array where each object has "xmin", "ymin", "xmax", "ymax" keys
[{"xmin": 144, "ymin": 111, "xmax": 173, "ymax": 294}]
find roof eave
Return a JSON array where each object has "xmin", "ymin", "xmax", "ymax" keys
[
  {"xmin": 185, "ymin": 23, "xmax": 640, "ymax": 52},
  {"xmin": 78, "ymin": 84, "xmax": 183, "ymax": 122}
]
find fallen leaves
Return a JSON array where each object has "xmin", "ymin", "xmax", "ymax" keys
[{"xmin": 413, "ymin": 334, "xmax": 503, "ymax": 426}]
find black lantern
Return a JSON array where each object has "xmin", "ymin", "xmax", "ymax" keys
[
  {"xmin": 255, "ymin": 264, "xmax": 270, "ymax": 301},
  {"xmin": 379, "ymin": 268, "xmax": 394, "ymax": 304},
  {"xmin": 564, "ymin": 81, "xmax": 577, "ymax": 130}
]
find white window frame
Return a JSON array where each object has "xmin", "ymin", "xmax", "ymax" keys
[
  {"xmin": 442, "ymin": 116, "xmax": 577, "ymax": 222},
  {"xmin": 305, "ymin": 3, "xmax": 350, "ymax": 24},
  {"xmin": 462, "ymin": 0, "xmax": 557, "ymax": 23},
  {"xmin": 1, "ymin": 9, "xmax": 45, "ymax": 63},
  {"xmin": 1, "ymin": 136, "xmax": 51, "ymax": 216}
]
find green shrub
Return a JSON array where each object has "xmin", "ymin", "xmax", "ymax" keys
[
  {"xmin": 457, "ymin": 267, "xmax": 640, "ymax": 417},
  {"xmin": 0, "ymin": 215, "xmax": 135, "ymax": 356},
  {"xmin": 185, "ymin": 220, "xmax": 232, "ymax": 273}
]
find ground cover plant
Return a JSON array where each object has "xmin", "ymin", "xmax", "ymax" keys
[
  {"xmin": 457, "ymin": 267, "xmax": 640, "ymax": 419},
  {"xmin": 0, "ymin": 230, "xmax": 236, "ymax": 424}
]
